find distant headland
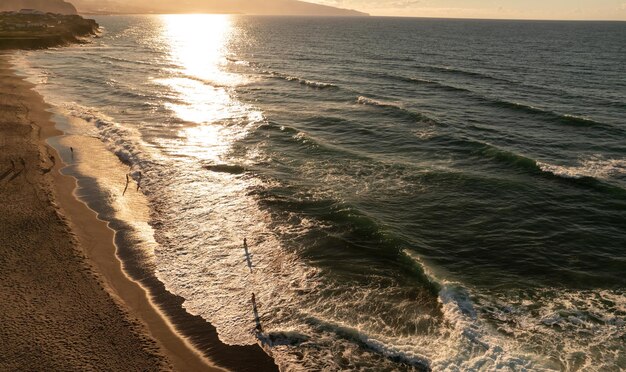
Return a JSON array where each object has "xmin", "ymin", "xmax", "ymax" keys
[
  {"xmin": 0, "ymin": 10, "xmax": 98, "ymax": 50},
  {"xmin": 73, "ymin": 0, "xmax": 369, "ymax": 17}
]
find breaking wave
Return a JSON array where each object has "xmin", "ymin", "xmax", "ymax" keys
[{"xmin": 537, "ymin": 157, "xmax": 626, "ymax": 180}]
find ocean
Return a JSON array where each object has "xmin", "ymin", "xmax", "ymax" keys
[{"xmin": 13, "ymin": 15, "xmax": 626, "ymax": 371}]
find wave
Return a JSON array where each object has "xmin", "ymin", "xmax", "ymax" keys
[
  {"xmin": 168, "ymin": 73, "xmax": 235, "ymax": 89},
  {"xmin": 373, "ymin": 69, "xmax": 618, "ymax": 133},
  {"xmin": 486, "ymin": 98, "xmax": 614, "ymax": 129},
  {"xmin": 384, "ymin": 63, "xmax": 594, "ymax": 107},
  {"xmin": 403, "ymin": 252, "xmax": 626, "ymax": 371},
  {"xmin": 419, "ymin": 64, "xmax": 513, "ymax": 84},
  {"xmin": 404, "ymin": 250, "xmax": 626, "ymax": 370},
  {"xmin": 461, "ymin": 140, "xmax": 542, "ymax": 172},
  {"xmin": 537, "ymin": 157, "xmax": 626, "ymax": 180},
  {"xmin": 256, "ymin": 122, "xmax": 372, "ymax": 163},
  {"xmin": 376, "ymin": 70, "xmax": 617, "ymax": 132},
  {"xmin": 356, "ymin": 96, "xmax": 440, "ymax": 125},
  {"xmin": 382, "ymin": 72, "xmax": 616, "ymax": 131},
  {"xmin": 406, "ymin": 77, "xmax": 472, "ymax": 94},
  {"xmin": 226, "ymin": 57, "xmax": 254, "ymax": 67},
  {"xmin": 488, "ymin": 99, "xmax": 616, "ymax": 132},
  {"xmin": 356, "ymin": 95, "xmax": 401, "ymax": 109},
  {"xmin": 380, "ymin": 73, "xmax": 473, "ymax": 94},
  {"xmin": 58, "ymin": 103, "xmax": 156, "ymax": 172},
  {"xmin": 400, "ymin": 250, "xmax": 546, "ymax": 370},
  {"xmin": 447, "ymin": 138, "xmax": 626, "ymax": 193},
  {"xmin": 303, "ymin": 115, "xmax": 379, "ymax": 138},
  {"xmin": 466, "ymin": 140, "xmax": 572, "ymax": 175},
  {"xmin": 265, "ymin": 70, "xmax": 338, "ymax": 89}
]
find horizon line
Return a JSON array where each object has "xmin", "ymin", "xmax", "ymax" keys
[{"xmin": 78, "ymin": 12, "xmax": 626, "ymax": 22}]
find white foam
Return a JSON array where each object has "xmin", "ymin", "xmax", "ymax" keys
[
  {"xmin": 356, "ymin": 95, "xmax": 402, "ymax": 109},
  {"xmin": 538, "ymin": 156, "xmax": 626, "ymax": 180},
  {"xmin": 402, "ymin": 250, "xmax": 562, "ymax": 371}
]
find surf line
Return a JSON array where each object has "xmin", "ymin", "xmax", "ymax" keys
[{"xmin": 243, "ymin": 237, "xmax": 265, "ymax": 336}]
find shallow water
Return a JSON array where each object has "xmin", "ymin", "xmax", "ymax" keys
[{"xmin": 14, "ymin": 15, "xmax": 626, "ymax": 371}]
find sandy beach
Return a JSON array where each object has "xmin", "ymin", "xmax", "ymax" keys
[{"xmin": 0, "ymin": 55, "xmax": 223, "ymax": 371}]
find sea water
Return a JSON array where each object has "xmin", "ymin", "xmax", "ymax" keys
[{"xmin": 14, "ymin": 15, "xmax": 626, "ymax": 371}]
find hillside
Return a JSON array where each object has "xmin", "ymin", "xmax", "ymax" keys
[
  {"xmin": 0, "ymin": 0, "xmax": 78, "ymax": 15},
  {"xmin": 74, "ymin": 0, "xmax": 368, "ymax": 16}
]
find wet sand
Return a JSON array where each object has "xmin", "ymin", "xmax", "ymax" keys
[{"xmin": 0, "ymin": 55, "xmax": 222, "ymax": 371}]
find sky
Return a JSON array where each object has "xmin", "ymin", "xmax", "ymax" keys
[{"xmin": 311, "ymin": 0, "xmax": 626, "ymax": 20}]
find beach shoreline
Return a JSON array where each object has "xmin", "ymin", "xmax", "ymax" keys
[{"xmin": 0, "ymin": 54, "xmax": 224, "ymax": 371}]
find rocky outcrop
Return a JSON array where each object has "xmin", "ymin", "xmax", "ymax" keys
[
  {"xmin": 0, "ymin": 13, "xmax": 98, "ymax": 50},
  {"xmin": 0, "ymin": 0, "xmax": 78, "ymax": 15}
]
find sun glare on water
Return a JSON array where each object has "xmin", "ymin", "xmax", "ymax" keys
[
  {"xmin": 161, "ymin": 14, "xmax": 235, "ymax": 83},
  {"xmin": 156, "ymin": 14, "xmax": 254, "ymax": 161}
]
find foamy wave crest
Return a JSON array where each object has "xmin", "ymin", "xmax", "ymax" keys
[
  {"xmin": 59, "ymin": 103, "xmax": 158, "ymax": 178},
  {"xmin": 290, "ymin": 77, "xmax": 337, "ymax": 89},
  {"xmin": 403, "ymin": 250, "xmax": 626, "ymax": 370},
  {"xmin": 9, "ymin": 51, "xmax": 55, "ymax": 86},
  {"xmin": 356, "ymin": 95, "xmax": 401, "ymax": 109},
  {"xmin": 170, "ymin": 73, "xmax": 241, "ymax": 89},
  {"xmin": 401, "ymin": 250, "xmax": 545, "ymax": 370},
  {"xmin": 226, "ymin": 57, "xmax": 253, "ymax": 66},
  {"xmin": 266, "ymin": 71, "xmax": 338, "ymax": 89},
  {"xmin": 538, "ymin": 156, "xmax": 626, "ymax": 180}
]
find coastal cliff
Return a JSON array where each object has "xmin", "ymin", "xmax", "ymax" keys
[{"xmin": 0, "ymin": 13, "xmax": 98, "ymax": 50}]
